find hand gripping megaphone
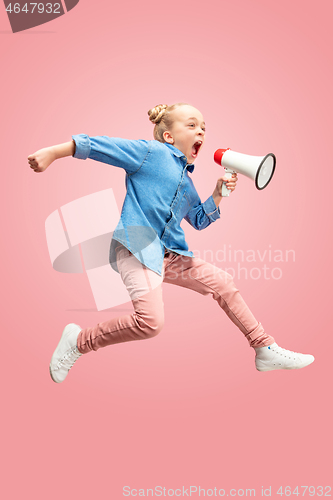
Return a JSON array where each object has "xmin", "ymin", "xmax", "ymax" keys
[{"xmin": 214, "ymin": 148, "xmax": 276, "ymax": 197}]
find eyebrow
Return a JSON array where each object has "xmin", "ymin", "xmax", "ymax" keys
[{"xmin": 187, "ymin": 117, "xmax": 206, "ymax": 125}]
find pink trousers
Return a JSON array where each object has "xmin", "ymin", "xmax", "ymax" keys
[{"xmin": 77, "ymin": 246, "xmax": 274, "ymax": 354}]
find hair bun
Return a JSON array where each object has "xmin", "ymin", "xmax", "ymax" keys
[{"xmin": 148, "ymin": 104, "xmax": 168, "ymax": 124}]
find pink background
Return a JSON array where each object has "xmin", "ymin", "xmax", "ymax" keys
[{"xmin": 1, "ymin": 0, "xmax": 332, "ymax": 498}]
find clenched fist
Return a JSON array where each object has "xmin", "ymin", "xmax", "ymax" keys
[{"xmin": 28, "ymin": 147, "xmax": 56, "ymax": 173}]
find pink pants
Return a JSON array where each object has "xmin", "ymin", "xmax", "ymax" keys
[{"xmin": 77, "ymin": 246, "xmax": 274, "ymax": 354}]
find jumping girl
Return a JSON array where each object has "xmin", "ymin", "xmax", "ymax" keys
[{"xmin": 28, "ymin": 103, "xmax": 315, "ymax": 383}]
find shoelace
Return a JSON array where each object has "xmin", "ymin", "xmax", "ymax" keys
[
  {"xmin": 272, "ymin": 345, "xmax": 297, "ymax": 360},
  {"xmin": 56, "ymin": 347, "xmax": 82, "ymax": 371}
]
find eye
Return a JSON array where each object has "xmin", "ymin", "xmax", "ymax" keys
[{"xmin": 188, "ymin": 123, "xmax": 195, "ymax": 127}]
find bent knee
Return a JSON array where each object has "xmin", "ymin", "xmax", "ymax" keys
[
  {"xmin": 147, "ymin": 317, "xmax": 164, "ymax": 338},
  {"xmin": 136, "ymin": 313, "xmax": 164, "ymax": 339}
]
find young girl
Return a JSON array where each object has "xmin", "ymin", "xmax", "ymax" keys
[{"xmin": 28, "ymin": 103, "xmax": 314, "ymax": 383}]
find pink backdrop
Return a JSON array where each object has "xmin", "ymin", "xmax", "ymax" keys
[{"xmin": 1, "ymin": 0, "xmax": 332, "ymax": 498}]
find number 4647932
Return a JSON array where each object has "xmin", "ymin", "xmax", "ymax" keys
[
  {"xmin": 277, "ymin": 486, "xmax": 331, "ymax": 496},
  {"xmin": 6, "ymin": 3, "xmax": 61, "ymax": 14}
]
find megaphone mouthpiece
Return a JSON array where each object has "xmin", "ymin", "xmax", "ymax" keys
[{"xmin": 214, "ymin": 148, "xmax": 230, "ymax": 165}]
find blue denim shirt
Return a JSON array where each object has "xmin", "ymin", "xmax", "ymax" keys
[{"xmin": 72, "ymin": 134, "xmax": 220, "ymax": 276}]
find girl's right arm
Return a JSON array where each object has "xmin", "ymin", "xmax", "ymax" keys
[
  {"xmin": 28, "ymin": 135, "xmax": 150, "ymax": 175},
  {"xmin": 28, "ymin": 140, "xmax": 76, "ymax": 173}
]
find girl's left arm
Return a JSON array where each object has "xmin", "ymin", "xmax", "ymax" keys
[
  {"xmin": 185, "ymin": 195, "xmax": 220, "ymax": 231},
  {"xmin": 185, "ymin": 174, "xmax": 238, "ymax": 230},
  {"xmin": 212, "ymin": 173, "xmax": 238, "ymax": 207}
]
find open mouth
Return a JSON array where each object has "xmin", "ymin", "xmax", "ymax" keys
[{"xmin": 191, "ymin": 141, "xmax": 203, "ymax": 158}]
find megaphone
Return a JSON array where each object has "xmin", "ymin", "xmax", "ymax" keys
[{"xmin": 214, "ymin": 148, "xmax": 276, "ymax": 197}]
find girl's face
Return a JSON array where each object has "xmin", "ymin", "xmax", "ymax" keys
[{"xmin": 163, "ymin": 105, "xmax": 206, "ymax": 164}]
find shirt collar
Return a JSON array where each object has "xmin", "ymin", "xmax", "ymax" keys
[{"xmin": 164, "ymin": 143, "xmax": 195, "ymax": 173}]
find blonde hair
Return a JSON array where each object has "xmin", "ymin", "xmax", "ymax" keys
[{"xmin": 148, "ymin": 103, "xmax": 189, "ymax": 143}]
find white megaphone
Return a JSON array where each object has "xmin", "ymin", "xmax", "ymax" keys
[{"xmin": 214, "ymin": 148, "xmax": 276, "ymax": 197}]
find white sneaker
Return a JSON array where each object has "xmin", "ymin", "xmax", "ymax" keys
[
  {"xmin": 49, "ymin": 324, "xmax": 82, "ymax": 383},
  {"xmin": 255, "ymin": 342, "xmax": 315, "ymax": 372}
]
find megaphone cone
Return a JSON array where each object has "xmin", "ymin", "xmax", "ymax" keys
[{"xmin": 214, "ymin": 148, "xmax": 276, "ymax": 197}]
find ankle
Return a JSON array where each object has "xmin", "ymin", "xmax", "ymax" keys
[{"xmin": 250, "ymin": 334, "xmax": 275, "ymax": 349}]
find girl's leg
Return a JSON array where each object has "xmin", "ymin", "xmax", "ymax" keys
[
  {"xmin": 50, "ymin": 246, "xmax": 166, "ymax": 382},
  {"xmin": 163, "ymin": 254, "xmax": 314, "ymax": 371},
  {"xmin": 77, "ymin": 245, "xmax": 165, "ymax": 353},
  {"xmin": 163, "ymin": 254, "xmax": 274, "ymax": 347}
]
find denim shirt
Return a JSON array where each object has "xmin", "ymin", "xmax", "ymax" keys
[{"xmin": 72, "ymin": 134, "xmax": 220, "ymax": 276}]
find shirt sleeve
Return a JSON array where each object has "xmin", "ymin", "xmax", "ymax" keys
[
  {"xmin": 72, "ymin": 134, "xmax": 150, "ymax": 175},
  {"xmin": 184, "ymin": 195, "xmax": 220, "ymax": 230}
]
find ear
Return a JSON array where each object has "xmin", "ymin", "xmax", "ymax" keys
[{"xmin": 163, "ymin": 130, "xmax": 174, "ymax": 144}]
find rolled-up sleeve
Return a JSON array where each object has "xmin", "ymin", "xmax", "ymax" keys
[
  {"xmin": 72, "ymin": 134, "xmax": 150, "ymax": 174},
  {"xmin": 184, "ymin": 195, "xmax": 220, "ymax": 230}
]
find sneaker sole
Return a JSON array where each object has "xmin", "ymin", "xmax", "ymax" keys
[
  {"xmin": 49, "ymin": 364, "xmax": 59, "ymax": 383},
  {"xmin": 256, "ymin": 356, "xmax": 315, "ymax": 372}
]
